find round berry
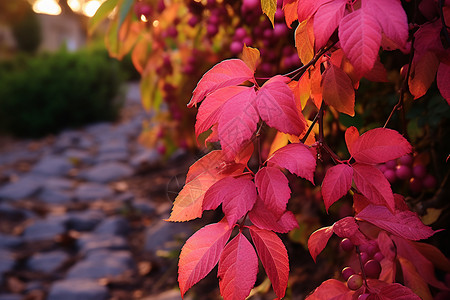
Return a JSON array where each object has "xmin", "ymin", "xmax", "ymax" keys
[
  {"xmin": 409, "ymin": 177, "xmax": 423, "ymax": 194},
  {"xmin": 234, "ymin": 27, "xmax": 247, "ymax": 41},
  {"xmin": 367, "ymin": 244, "xmax": 378, "ymax": 257},
  {"xmin": 364, "ymin": 259, "xmax": 382, "ymax": 279},
  {"xmin": 206, "ymin": 24, "xmax": 218, "ymax": 36},
  {"xmin": 188, "ymin": 15, "xmax": 199, "ymax": 27},
  {"xmin": 360, "ymin": 252, "xmax": 370, "ymax": 264},
  {"xmin": 400, "ymin": 64, "xmax": 409, "ymax": 78},
  {"xmin": 230, "ymin": 41, "xmax": 243, "ymax": 55},
  {"xmin": 398, "ymin": 154, "xmax": 413, "ymax": 166},
  {"xmin": 395, "ymin": 165, "xmax": 412, "ymax": 180},
  {"xmin": 383, "ymin": 169, "xmax": 397, "ymax": 183},
  {"xmin": 412, "ymin": 164, "xmax": 427, "ymax": 179},
  {"xmin": 157, "ymin": 144, "xmax": 166, "ymax": 155},
  {"xmin": 385, "ymin": 160, "xmax": 397, "ymax": 170},
  {"xmin": 373, "ymin": 252, "xmax": 384, "ymax": 262},
  {"xmin": 342, "ymin": 267, "xmax": 355, "ymax": 280},
  {"xmin": 273, "ymin": 23, "xmax": 288, "ymax": 38},
  {"xmin": 340, "ymin": 238, "xmax": 354, "ymax": 252},
  {"xmin": 347, "ymin": 274, "xmax": 363, "ymax": 290},
  {"xmin": 423, "ymin": 174, "xmax": 437, "ymax": 189}
]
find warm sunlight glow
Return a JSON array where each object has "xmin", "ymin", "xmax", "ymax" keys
[
  {"xmin": 68, "ymin": 0, "xmax": 82, "ymax": 13},
  {"xmin": 32, "ymin": 0, "xmax": 62, "ymax": 15},
  {"xmin": 83, "ymin": 0, "xmax": 101, "ymax": 17},
  {"xmin": 152, "ymin": 20, "xmax": 160, "ymax": 28},
  {"xmin": 141, "ymin": 15, "xmax": 148, "ymax": 22}
]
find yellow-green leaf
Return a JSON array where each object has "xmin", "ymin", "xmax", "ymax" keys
[
  {"xmin": 88, "ymin": 0, "xmax": 118, "ymax": 35},
  {"xmin": 261, "ymin": 0, "xmax": 277, "ymax": 27}
]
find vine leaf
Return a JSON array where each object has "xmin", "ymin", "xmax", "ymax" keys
[
  {"xmin": 256, "ymin": 76, "xmax": 307, "ymax": 135},
  {"xmin": 348, "ymin": 127, "xmax": 412, "ymax": 165},
  {"xmin": 188, "ymin": 59, "xmax": 255, "ymax": 107},
  {"xmin": 313, "ymin": 0, "xmax": 347, "ymax": 51},
  {"xmin": 203, "ymin": 177, "xmax": 257, "ymax": 226},
  {"xmin": 391, "ymin": 236, "xmax": 448, "ymax": 290},
  {"xmin": 321, "ymin": 164, "xmax": 353, "ymax": 212},
  {"xmin": 248, "ymin": 197, "xmax": 299, "ymax": 233},
  {"xmin": 356, "ymin": 205, "xmax": 437, "ymax": 241},
  {"xmin": 322, "ymin": 63, "xmax": 355, "ymax": 116},
  {"xmin": 308, "ymin": 226, "xmax": 334, "ymax": 262},
  {"xmin": 305, "ymin": 279, "xmax": 353, "ymax": 299},
  {"xmin": 218, "ymin": 88, "xmax": 259, "ymax": 160},
  {"xmin": 241, "ymin": 45, "xmax": 261, "ymax": 71},
  {"xmin": 295, "ymin": 18, "xmax": 315, "ymax": 64},
  {"xmin": 167, "ymin": 151, "xmax": 244, "ymax": 222},
  {"xmin": 255, "ymin": 167, "xmax": 291, "ymax": 219},
  {"xmin": 195, "ymin": 86, "xmax": 250, "ymax": 142},
  {"xmin": 352, "ymin": 163, "xmax": 395, "ymax": 211},
  {"xmin": 178, "ymin": 220, "xmax": 232, "ymax": 297},
  {"xmin": 249, "ymin": 226, "xmax": 289, "ymax": 299},
  {"xmin": 267, "ymin": 143, "xmax": 316, "ymax": 183},
  {"xmin": 261, "ymin": 0, "xmax": 277, "ymax": 26},
  {"xmin": 338, "ymin": 6, "xmax": 382, "ymax": 76},
  {"xmin": 218, "ymin": 232, "xmax": 258, "ymax": 300},
  {"xmin": 437, "ymin": 62, "xmax": 450, "ymax": 104},
  {"xmin": 409, "ymin": 52, "xmax": 440, "ymax": 100}
]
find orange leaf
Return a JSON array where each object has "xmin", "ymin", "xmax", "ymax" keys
[
  {"xmin": 297, "ymin": 73, "xmax": 311, "ymax": 110},
  {"xmin": 167, "ymin": 151, "xmax": 244, "ymax": 222},
  {"xmin": 399, "ymin": 257, "xmax": 433, "ymax": 300},
  {"xmin": 322, "ymin": 64, "xmax": 355, "ymax": 116},
  {"xmin": 282, "ymin": 0, "xmax": 298, "ymax": 28},
  {"xmin": 241, "ymin": 45, "xmax": 261, "ymax": 72},
  {"xmin": 295, "ymin": 18, "xmax": 315, "ymax": 64},
  {"xmin": 409, "ymin": 52, "xmax": 439, "ymax": 99},
  {"xmin": 310, "ymin": 66, "xmax": 323, "ymax": 109},
  {"xmin": 131, "ymin": 37, "xmax": 149, "ymax": 74}
]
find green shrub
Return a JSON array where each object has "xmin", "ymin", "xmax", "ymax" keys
[{"xmin": 0, "ymin": 48, "xmax": 124, "ymax": 137}]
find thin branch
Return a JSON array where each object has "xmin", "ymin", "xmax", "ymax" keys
[{"xmin": 300, "ymin": 110, "xmax": 320, "ymax": 144}]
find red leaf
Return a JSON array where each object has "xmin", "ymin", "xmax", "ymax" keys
[
  {"xmin": 356, "ymin": 205, "xmax": 437, "ymax": 240},
  {"xmin": 188, "ymin": 59, "xmax": 254, "ymax": 107},
  {"xmin": 249, "ymin": 197, "xmax": 299, "ymax": 233},
  {"xmin": 267, "ymin": 143, "xmax": 316, "ymax": 183},
  {"xmin": 256, "ymin": 76, "xmax": 306, "ymax": 135},
  {"xmin": 409, "ymin": 52, "xmax": 440, "ymax": 99},
  {"xmin": 377, "ymin": 231, "xmax": 396, "ymax": 261},
  {"xmin": 178, "ymin": 220, "xmax": 232, "ymax": 296},
  {"xmin": 333, "ymin": 216, "xmax": 367, "ymax": 245},
  {"xmin": 338, "ymin": 7, "xmax": 382, "ymax": 76},
  {"xmin": 203, "ymin": 177, "xmax": 257, "ymax": 226},
  {"xmin": 413, "ymin": 242, "xmax": 450, "ymax": 273},
  {"xmin": 366, "ymin": 280, "xmax": 422, "ymax": 300},
  {"xmin": 297, "ymin": 0, "xmax": 330, "ymax": 23},
  {"xmin": 366, "ymin": 0, "xmax": 408, "ymax": 49},
  {"xmin": 391, "ymin": 236, "xmax": 448, "ymax": 290},
  {"xmin": 168, "ymin": 151, "xmax": 245, "ymax": 222},
  {"xmin": 218, "ymin": 232, "xmax": 258, "ymax": 300},
  {"xmin": 218, "ymin": 87, "xmax": 259, "ymax": 160},
  {"xmin": 308, "ymin": 226, "xmax": 334, "ymax": 262},
  {"xmin": 313, "ymin": 0, "xmax": 347, "ymax": 50},
  {"xmin": 305, "ymin": 279, "xmax": 353, "ymax": 300},
  {"xmin": 321, "ymin": 164, "xmax": 353, "ymax": 212},
  {"xmin": 322, "ymin": 63, "xmax": 356, "ymax": 116},
  {"xmin": 349, "ymin": 128, "xmax": 412, "ymax": 165},
  {"xmin": 437, "ymin": 62, "xmax": 450, "ymax": 104},
  {"xmin": 364, "ymin": 58, "xmax": 389, "ymax": 82},
  {"xmin": 353, "ymin": 192, "xmax": 371, "ymax": 214},
  {"xmin": 345, "ymin": 126, "xmax": 359, "ymax": 155},
  {"xmin": 249, "ymin": 226, "xmax": 289, "ymax": 299},
  {"xmin": 195, "ymin": 86, "xmax": 250, "ymax": 140},
  {"xmin": 255, "ymin": 167, "xmax": 291, "ymax": 219},
  {"xmin": 352, "ymin": 163, "xmax": 395, "ymax": 211}
]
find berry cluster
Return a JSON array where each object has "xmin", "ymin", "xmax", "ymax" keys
[
  {"xmin": 340, "ymin": 238, "xmax": 383, "ymax": 291},
  {"xmin": 378, "ymin": 154, "xmax": 437, "ymax": 194}
]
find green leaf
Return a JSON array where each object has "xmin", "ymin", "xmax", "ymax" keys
[
  {"xmin": 118, "ymin": 0, "xmax": 135, "ymax": 35},
  {"xmin": 261, "ymin": 0, "xmax": 277, "ymax": 27},
  {"xmin": 88, "ymin": 0, "xmax": 119, "ymax": 35}
]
